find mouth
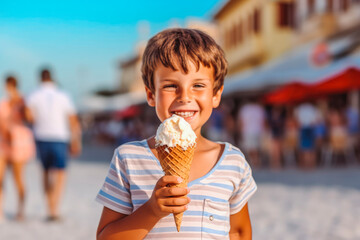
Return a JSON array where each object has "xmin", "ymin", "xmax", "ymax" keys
[{"xmin": 172, "ymin": 111, "xmax": 196, "ymax": 118}]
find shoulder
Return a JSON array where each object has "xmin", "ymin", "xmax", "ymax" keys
[
  {"xmin": 221, "ymin": 142, "xmax": 250, "ymax": 168},
  {"xmin": 27, "ymin": 88, "xmax": 41, "ymax": 100},
  {"xmin": 224, "ymin": 142, "xmax": 245, "ymax": 159},
  {"xmin": 114, "ymin": 140, "xmax": 150, "ymax": 161},
  {"xmin": 0, "ymin": 99, "xmax": 9, "ymax": 114},
  {"xmin": 54, "ymin": 89, "xmax": 73, "ymax": 102},
  {"xmin": 0, "ymin": 98, "xmax": 7, "ymax": 105},
  {"xmin": 57, "ymin": 89, "xmax": 71, "ymax": 97}
]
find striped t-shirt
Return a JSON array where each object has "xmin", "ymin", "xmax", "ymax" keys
[{"xmin": 96, "ymin": 140, "xmax": 257, "ymax": 239}]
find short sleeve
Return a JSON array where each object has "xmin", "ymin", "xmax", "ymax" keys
[
  {"xmin": 25, "ymin": 94, "xmax": 35, "ymax": 112},
  {"xmin": 95, "ymin": 148, "xmax": 133, "ymax": 215},
  {"xmin": 229, "ymin": 161, "xmax": 257, "ymax": 215},
  {"xmin": 63, "ymin": 94, "xmax": 76, "ymax": 115}
]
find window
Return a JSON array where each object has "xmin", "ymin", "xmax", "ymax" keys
[
  {"xmin": 236, "ymin": 21, "xmax": 243, "ymax": 43},
  {"xmin": 326, "ymin": 0, "xmax": 333, "ymax": 12},
  {"xmin": 307, "ymin": 0, "xmax": 315, "ymax": 16},
  {"xmin": 248, "ymin": 14, "xmax": 253, "ymax": 35},
  {"xmin": 340, "ymin": 0, "xmax": 349, "ymax": 11},
  {"xmin": 232, "ymin": 24, "xmax": 237, "ymax": 47},
  {"xmin": 278, "ymin": 2, "xmax": 296, "ymax": 28},
  {"xmin": 254, "ymin": 8, "xmax": 261, "ymax": 33},
  {"xmin": 225, "ymin": 28, "xmax": 231, "ymax": 49},
  {"xmin": 225, "ymin": 24, "xmax": 237, "ymax": 49}
]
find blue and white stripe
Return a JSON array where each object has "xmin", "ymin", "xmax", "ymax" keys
[{"xmin": 96, "ymin": 140, "xmax": 257, "ymax": 239}]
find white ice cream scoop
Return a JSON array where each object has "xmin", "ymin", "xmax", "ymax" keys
[{"xmin": 155, "ymin": 114, "xmax": 197, "ymax": 150}]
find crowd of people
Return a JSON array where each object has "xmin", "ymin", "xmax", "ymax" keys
[
  {"xmin": 205, "ymin": 96, "xmax": 360, "ymax": 170},
  {"xmin": 0, "ymin": 69, "xmax": 81, "ymax": 222},
  {"xmin": 87, "ymin": 92, "xmax": 360, "ymax": 171}
]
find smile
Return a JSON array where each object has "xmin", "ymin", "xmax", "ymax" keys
[{"xmin": 173, "ymin": 111, "xmax": 195, "ymax": 117}]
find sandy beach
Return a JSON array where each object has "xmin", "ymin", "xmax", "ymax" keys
[{"xmin": 1, "ymin": 143, "xmax": 359, "ymax": 240}]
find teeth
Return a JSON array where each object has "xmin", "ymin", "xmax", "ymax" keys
[{"xmin": 174, "ymin": 112, "xmax": 194, "ymax": 117}]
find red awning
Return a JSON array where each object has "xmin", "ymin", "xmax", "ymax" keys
[
  {"xmin": 310, "ymin": 67, "xmax": 360, "ymax": 97},
  {"xmin": 113, "ymin": 105, "xmax": 141, "ymax": 120},
  {"xmin": 263, "ymin": 67, "xmax": 360, "ymax": 105},
  {"xmin": 262, "ymin": 82, "xmax": 312, "ymax": 105}
]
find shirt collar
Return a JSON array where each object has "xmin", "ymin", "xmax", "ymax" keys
[{"xmin": 41, "ymin": 81, "xmax": 57, "ymax": 89}]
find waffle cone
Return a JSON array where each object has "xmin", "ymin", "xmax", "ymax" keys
[{"xmin": 156, "ymin": 144, "xmax": 195, "ymax": 232}]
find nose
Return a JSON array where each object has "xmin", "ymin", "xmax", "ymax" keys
[{"xmin": 177, "ymin": 88, "xmax": 191, "ymax": 103}]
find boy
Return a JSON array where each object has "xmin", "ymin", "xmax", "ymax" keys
[{"xmin": 96, "ymin": 28, "xmax": 257, "ymax": 239}]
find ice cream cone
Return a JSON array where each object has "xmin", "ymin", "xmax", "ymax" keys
[{"xmin": 156, "ymin": 144, "xmax": 195, "ymax": 232}]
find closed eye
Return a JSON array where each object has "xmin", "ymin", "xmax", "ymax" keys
[
  {"xmin": 163, "ymin": 84, "xmax": 177, "ymax": 89},
  {"xmin": 193, "ymin": 83, "xmax": 206, "ymax": 88}
]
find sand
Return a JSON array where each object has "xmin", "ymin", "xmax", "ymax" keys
[{"xmin": 0, "ymin": 143, "xmax": 359, "ymax": 240}]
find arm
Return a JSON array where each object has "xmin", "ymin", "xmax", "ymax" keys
[
  {"xmin": 68, "ymin": 114, "xmax": 82, "ymax": 157},
  {"xmin": 0, "ymin": 103, "xmax": 10, "ymax": 143},
  {"xmin": 97, "ymin": 175, "xmax": 190, "ymax": 240},
  {"xmin": 229, "ymin": 203, "xmax": 252, "ymax": 240},
  {"xmin": 24, "ymin": 106, "xmax": 34, "ymax": 124}
]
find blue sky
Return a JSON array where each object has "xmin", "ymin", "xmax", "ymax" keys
[{"xmin": 0, "ymin": 0, "xmax": 224, "ymax": 106}]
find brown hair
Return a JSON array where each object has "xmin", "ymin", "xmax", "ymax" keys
[
  {"xmin": 40, "ymin": 69, "xmax": 52, "ymax": 82},
  {"xmin": 5, "ymin": 76, "xmax": 18, "ymax": 88},
  {"xmin": 141, "ymin": 28, "xmax": 228, "ymax": 94}
]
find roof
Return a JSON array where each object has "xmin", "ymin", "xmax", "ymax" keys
[
  {"xmin": 223, "ymin": 36, "xmax": 360, "ymax": 96},
  {"xmin": 213, "ymin": 0, "xmax": 241, "ymax": 19},
  {"xmin": 120, "ymin": 55, "xmax": 140, "ymax": 69},
  {"xmin": 79, "ymin": 91, "xmax": 146, "ymax": 113}
]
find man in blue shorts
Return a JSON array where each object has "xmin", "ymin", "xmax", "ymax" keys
[{"xmin": 26, "ymin": 69, "xmax": 82, "ymax": 221}]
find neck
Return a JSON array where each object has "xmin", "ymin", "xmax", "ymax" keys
[{"xmin": 9, "ymin": 90, "xmax": 21, "ymax": 101}]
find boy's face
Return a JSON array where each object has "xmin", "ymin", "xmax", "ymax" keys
[{"xmin": 145, "ymin": 61, "xmax": 223, "ymax": 136}]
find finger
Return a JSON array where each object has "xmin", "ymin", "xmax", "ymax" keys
[
  {"xmin": 155, "ymin": 186, "xmax": 189, "ymax": 199},
  {"xmin": 160, "ymin": 205, "xmax": 189, "ymax": 214},
  {"xmin": 156, "ymin": 175, "xmax": 183, "ymax": 188},
  {"xmin": 160, "ymin": 186, "xmax": 190, "ymax": 197},
  {"xmin": 159, "ymin": 196, "xmax": 191, "ymax": 206}
]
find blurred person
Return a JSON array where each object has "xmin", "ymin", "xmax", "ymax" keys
[
  {"xmin": 346, "ymin": 104, "xmax": 359, "ymax": 160},
  {"xmin": 222, "ymin": 101, "xmax": 236, "ymax": 144},
  {"xmin": 267, "ymin": 106, "xmax": 285, "ymax": 169},
  {"xmin": 0, "ymin": 76, "xmax": 35, "ymax": 221},
  {"xmin": 282, "ymin": 108, "xmax": 299, "ymax": 167},
  {"xmin": 105, "ymin": 119, "xmax": 122, "ymax": 144},
  {"xmin": 96, "ymin": 28, "xmax": 256, "ymax": 239},
  {"xmin": 205, "ymin": 107, "xmax": 225, "ymax": 141},
  {"xmin": 237, "ymin": 98, "xmax": 266, "ymax": 168},
  {"xmin": 314, "ymin": 100, "xmax": 327, "ymax": 165},
  {"xmin": 326, "ymin": 108, "xmax": 353, "ymax": 166},
  {"xmin": 295, "ymin": 102, "xmax": 318, "ymax": 169},
  {"xmin": 26, "ymin": 69, "xmax": 82, "ymax": 221}
]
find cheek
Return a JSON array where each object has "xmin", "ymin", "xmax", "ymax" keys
[
  {"xmin": 156, "ymin": 92, "xmax": 169, "ymax": 107},
  {"xmin": 198, "ymin": 92, "xmax": 214, "ymax": 106},
  {"xmin": 154, "ymin": 92, "xmax": 172, "ymax": 119}
]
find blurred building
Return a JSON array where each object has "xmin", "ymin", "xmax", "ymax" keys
[
  {"xmin": 214, "ymin": 0, "xmax": 360, "ymax": 76},
  {"xmin": 118, "ymin": 19, "xmax": 219, "ymax": 94},
  {"xmin": 82, "ymin": 0, "xmax": 360, "ymax": 113},
  {"xmin": 80, "ymin": 19, "xmax": 218, "ymax": 114},
  {"xmin": 119, "ymin": 43, "xmax": 146, "ymax": 94}
]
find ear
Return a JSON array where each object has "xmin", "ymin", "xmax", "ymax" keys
[
  {"xmin": 145, "ymin": 86, "xmax": 156, "ymax": 107},
  {"xmin": 212, "ymin": 86, "xmax": 224, "ymax": 108}
]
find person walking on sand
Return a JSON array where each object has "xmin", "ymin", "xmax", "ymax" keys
[
  {"xmin": 0, "ymin": 76, "xmax": 35, "ymax": 221},
  {"xmin": 237, "ymin": 98, "xmax": 266, "ymax": 168},
  {"xmin": 26, "ymin": 69, "xmax": 81, "ymax": 221}
]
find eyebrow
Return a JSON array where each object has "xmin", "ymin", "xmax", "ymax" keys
[
  {"xmin": 193, "ymin": 78, "xmax": 212, "ymax": 82},
  {"xmin": 159, "ymin": 78, "xmax": 212, "ymax": 83},
  {"xmin": 158, "ymin": 79, "xmax": 177, "ymax": 85}
]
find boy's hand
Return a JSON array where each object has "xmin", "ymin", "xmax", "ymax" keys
[{"xmin": 146, "ymin": 176, "xmax": 190, "ymax": 219}]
